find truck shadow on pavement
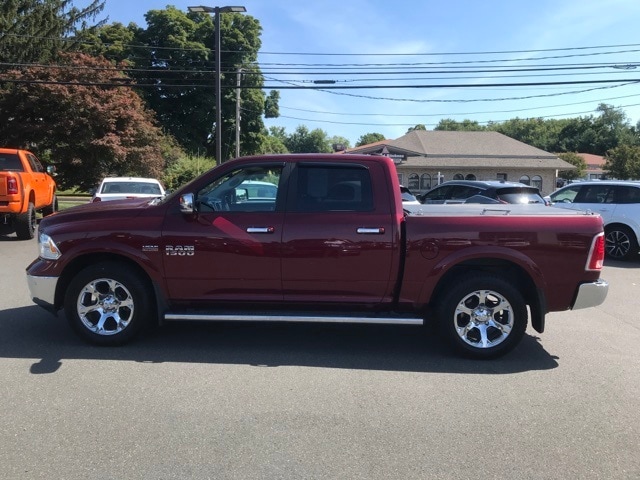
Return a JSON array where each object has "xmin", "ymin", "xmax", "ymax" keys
[{"xmin": 0, "ymin": 306, "xmax": 559, "ymax": 375}]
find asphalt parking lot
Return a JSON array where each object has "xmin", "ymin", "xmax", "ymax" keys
[{"xmin": 1, "ymin": 235, "xmax": 639, "ymax": 480}]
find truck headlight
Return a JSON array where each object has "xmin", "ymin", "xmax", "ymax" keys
[{"xmin": 39, "ymin": 232, "xmax": 61, "ymax": 260}]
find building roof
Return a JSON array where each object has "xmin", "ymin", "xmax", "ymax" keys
[
  {"xmin": 577, "ymin": 153, "xmax": 606, "ymax": 169},
  {"xmin": 393, "ymin": 131, "xmax": 559, "ymax": 157},
  {"xmin": 348, "ymin": 130, "xmax": 574, "ymax": 170},
  {"xmin": 400, "ymin": 155, "xmax": 572, "ymax": 169}
]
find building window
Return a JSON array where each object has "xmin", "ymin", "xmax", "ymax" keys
[
  {"xmin": 397, "ymin": 173, "xmax": 403, "ymax": 185},
  {"xmin": 453, "ymin": 173, "xmax": 464, "ymax": 180},
  {"xmin": 532, "ymin": 175, "xmax": 542, "ymax": 190},
  {"xmin": 519, "ymin": 175, "xmax": 530, "ymax": 185},
  {"xmin": 408, "ymin": 173, "xmax": 419, "ymax": 191},
  {"xmin": 420, "ymin": 174, "xmax": 431, "ymax": 191},
  {"xmin": 497, "ymin": 173, "xmax": 507, "ymax": 181},
  {"xmin": 465, "ymin": 174, "xmax": 476, "ymax": 181}
]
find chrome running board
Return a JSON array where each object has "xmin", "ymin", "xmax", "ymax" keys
[{"xmin": 164, "ymin": 312, "xmax": 423, "ymax": 326}]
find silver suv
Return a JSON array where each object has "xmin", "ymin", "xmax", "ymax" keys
[{"xmin": 548, "ymin": 180, "xmax": 640, "ymax": 260}]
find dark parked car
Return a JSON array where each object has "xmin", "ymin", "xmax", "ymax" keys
[{"xmin": 418, "ymin": 180, "xmax": 547, "ymax": 205}]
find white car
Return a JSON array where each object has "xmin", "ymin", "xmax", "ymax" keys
[
  {"xmin": 548, "ymin": 180, "xmax": 640, "ymax": 260},
  {"xmin": 400, "ymin": 186, "xmax": 421, "ymax": 206},
  {"xmin": 92, "ymin": 177, "xmax": 166, "ymax": 203}
]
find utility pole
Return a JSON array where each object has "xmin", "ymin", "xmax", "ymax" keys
[
  {"xmin": 187, "ymin": 6, "xmax": 247, "ymax": 164},
  {"xmin": 235, "ymin": 67, "xmax": 242, "ymax": 158}
]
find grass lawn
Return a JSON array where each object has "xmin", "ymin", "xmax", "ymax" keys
[{"xmin": 57, "ymin": 190, "xmax": 91, "ymax": 211}]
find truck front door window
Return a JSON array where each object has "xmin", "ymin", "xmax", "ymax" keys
[{"xmin": 197, "ymin": 166, "xmax": 282, "ymax": 213}]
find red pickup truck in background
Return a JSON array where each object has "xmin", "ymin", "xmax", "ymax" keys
[
  {"xmin": 26, "ymin": 154, "xmax": 608, "ymax": 358},
  {"xmin": 1, "ymin": 148, "xmax": 57, "ymax": 239}
]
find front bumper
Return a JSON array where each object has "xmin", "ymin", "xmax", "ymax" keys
[
  {"xmin": 572, "ymin": 278, "xmax": 609, "ymax": 310},
  {"xmin": 26, "ymin": 274, "xmax": 59, "ymax": 313}
]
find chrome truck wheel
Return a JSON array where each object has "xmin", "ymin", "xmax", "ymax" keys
[
  {"xmin": 65, "ymin": 263, "xmax": 151, "ymax": 345},
  {"xmin": 437, "ymin": 274, "xmax": 527, "ymax": 359}
]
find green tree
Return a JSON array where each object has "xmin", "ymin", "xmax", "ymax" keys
[
  {"xmin": 79, "ymin": 7, "xmax": 275, "ymax": 159},
  {"xmin": 0, "ymin": 53, "xmax": 177, "ymax": 190},
  {"xmin": 406, "ymin": 124, "xmax": 427, "ymax": 133},
  {"xmin": 328, "ymin": 135, "xmax": 351, "ymax": 151},
  {"xmin": 556, "ymin": 116, "xmax": 598, "ymax": 153},
  {"xmin": 75, "ymin": 21, "xmax": 141, "ymax": 61},
  {"xmin": 0, "ymin": 0, "xmax": 105, "ymax": 63},
  {"xmin": 490, "ymin": 117, "xmax": 568, "ymax": 152},
  {"xmin": 593, "ymin": 103, "xmax": 638, "ymax": 152},
  {"xmin": 255, "ymin": 131, "xmax": 288, "ymax": 154},
  {"xmin": 284, "ymin": 125, "xmax": 332, "ymax": 153},
  {"xmin": 162, "ymin": 154, "xmax": 217, "ymax": 191},
  {"xmin": 605, "ymin": 145, "xmax": 640, "ymax": 180},
  {"xmin": 356, "ymin": 132, "xmax": 385, "ymax": 146},
  {"xmin": 435, "ymin": 119, "xmax": 486, "ymax": 131},
  {"xmin": 556, "ymin": 152, "xmax": 587, "ymax": 180},
  {"xmin": 555, "ymin": 105, "xmax": 637, "ymax": 155},
  {"xmin": 264, "ymin": 90, "xmax": 280, "ymax": 118}
]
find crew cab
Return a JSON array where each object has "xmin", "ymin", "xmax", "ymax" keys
[
  {"xmin": 26, "ymin": 154, "xmax": 608, "ymax": 358},
  {"xmin": 1, "ymin": 148, "xmax": 57, "ymax": 239}
]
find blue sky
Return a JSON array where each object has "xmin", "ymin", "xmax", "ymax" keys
[{"xmin": 101, "ymin": 0, "xmax": 640, "ymax": 145}]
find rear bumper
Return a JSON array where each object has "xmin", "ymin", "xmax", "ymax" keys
[{"xmin": 572, "ymin": 278, "xmax": 609, "ymax": 310}]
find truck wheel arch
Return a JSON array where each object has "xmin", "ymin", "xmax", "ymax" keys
[
  {"xmin": 428, "ymin": 258, "xmax": 546, "ymax": 333},
  {"xmin": 55, "ymin": 253, "xmax": 166, "ymax": 325}
]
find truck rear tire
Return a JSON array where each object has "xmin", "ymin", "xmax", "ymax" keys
[
  {"xmin": 64, "ymin": 262, "xmax": 152, "ymax": 346},
  {"xmin": 437, "ymin": 274, "xmax": 528, "ymax": 359},
  {"xmin": 15, "ymin": 202, "xmax": 36, "ymax": 240}
]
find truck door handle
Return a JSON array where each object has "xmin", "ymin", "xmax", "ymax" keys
[
  {"xmin": 357, "ymin": 227, "xmax": 385, "ymax": 234},
  {"xmin": 246, "ymin": 227, "xmax": 275, "ymax": 234}
]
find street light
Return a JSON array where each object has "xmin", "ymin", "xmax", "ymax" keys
[{"xmin": 188, "ymin": 5, "xmax": 247, "ymax": 164}]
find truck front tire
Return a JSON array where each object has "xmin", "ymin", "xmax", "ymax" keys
[
  {"xmin": 437, "ymin": 274, "xmax": 528, "ymax": 359},
  {"xmin": 41, "ymin": 195, "xmax": 58, "ymax": 216},
  {"xmin": 15, "ymin": 202, "xmax": 36, "ymax": 240},
  {"xmin": 64, "ymin": 263, "xmax": 152, "ymax": 345}
]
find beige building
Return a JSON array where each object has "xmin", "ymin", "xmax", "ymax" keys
[{"xmin": 345, "ymin": 130, "xmax": 575, "ymax": 196}]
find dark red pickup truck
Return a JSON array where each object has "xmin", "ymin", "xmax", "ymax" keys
[{"xmin": 26, "ymin": 154, "xmax": 608, "ymax": 358}]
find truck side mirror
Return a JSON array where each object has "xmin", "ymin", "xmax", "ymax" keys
[
  {"xmin": 179, "ymin": 193, "xmax": 194, "ymax": 214},
  {"xmin": 46, "ymin": 165, "xmax": 56, "ymax": 174}
]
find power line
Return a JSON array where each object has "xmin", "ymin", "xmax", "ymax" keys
[
  {"xmin": 287, "ymin": 81, "xmax": 639, "ymax": 103},
  {"xmin": 257, "ymin": 43, "xmax": 640, "ymax": 56},
  {"xmin": 3, "ymin": 77, "xmax": 639, "ymax": 91},
  {"xmin": 277, "ymin": 93, "xmax": 640, "ymax": 118},
  {"xmin": 5, "ymin": 32, "xmax": 640, "ymax": 65},
  {"xmin": 256, "ymin": 102, "xmax": 640, "ymax": 128}
]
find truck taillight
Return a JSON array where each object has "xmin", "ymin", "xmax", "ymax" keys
[
  {"xmin": 7, "ymin": 177, "xmax": 18, "ymax": 195},
  {"xmin": 586, "ymin": 233, "xmax": 605, "ymax": 271}
]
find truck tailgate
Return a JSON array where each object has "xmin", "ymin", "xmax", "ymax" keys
[{"xmin": 0, "ymin": 173, "xmax": 8, "ymax": 196}]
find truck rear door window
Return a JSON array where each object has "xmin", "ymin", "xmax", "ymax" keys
[
  {"xmin": 0, "ymin": 154, "xmax": 24, "ymax": 172},
  {"xmin": 294, "ymin": 164, "xmax": 373, "ymax": 212}
]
